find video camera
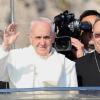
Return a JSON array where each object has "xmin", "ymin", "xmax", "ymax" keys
[{"xmin": 54, "ymin": 10, "xmax": 92, "ymax": 51}]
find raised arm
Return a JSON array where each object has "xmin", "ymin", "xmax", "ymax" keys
[{"xmin": 0, "ymin": 23, "xmax": 20, "ymax": 81}]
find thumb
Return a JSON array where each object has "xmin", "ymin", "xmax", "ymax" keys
[{"xmin": 15, "ymin": 32, "xmax": 20, "ymax": 37}]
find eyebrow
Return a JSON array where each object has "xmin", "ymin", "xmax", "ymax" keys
[{"xmin": 35, "ymin": 36, "xmax": 51, "ymax": 39}]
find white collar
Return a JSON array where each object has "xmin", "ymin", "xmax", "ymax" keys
[{"xmin": 29, "ymin": 45, "xmax": 57, "ymax": 59}]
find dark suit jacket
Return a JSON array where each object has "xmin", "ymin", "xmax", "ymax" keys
[{"xmin": 76, "ymin": 51, "xmax": 100, "ymax": 86}]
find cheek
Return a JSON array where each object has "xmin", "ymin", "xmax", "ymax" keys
[
  {"xmin": 47, "ymin": 40, "xmax": 53, "ymax": 46},
  {"xmin": 97, "ymin": 39, "xmax": 100, "ymax": 44},
  {"xmin": 30, "ymin": 37, "xmax": 39, "ymax": 47},
  {"xmin": 51, "ymin": 34, "xmax": 56, "ymax": 43},
  {"xmin": 94, "ymin": 39, "xmax": 100, "ymax": 45},
  {"xmin": 32, "ymin": 40, "xmax": 39, "ymax": 46}
]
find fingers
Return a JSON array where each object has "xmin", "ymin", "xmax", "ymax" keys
[
  {"xmin": 71, "ymin": 37, "xmax": 83, "ymax": 46},
  {"xmin": 4, "ymin": 23, "xmax": 16, "ymax": 35},
  {"xmin": 15, "ymin": 32, "xmax": 20, "ymax": 37},
  {"xmin": 3, "ymin": 27, "xmax": 10, "ymax": 39},
  {"xmin": 71, "ymin": 37, "xmax": 84, "ymax": 58},
  {"xmin": 8, "ymin": 23, "xmax": 16, "ymax": 32},
  {"xmin": 71, "ymin": 37, "xmax": 84, "ymax": 49}
]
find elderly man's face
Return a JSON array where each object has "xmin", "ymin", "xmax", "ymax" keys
[
  {"xmin": 93, "ymin": 20, "xmax": 100, "ymax": 53},
  {"xmin": 29, "ymin": 21, "xmax": 55, "ymax": 56}
]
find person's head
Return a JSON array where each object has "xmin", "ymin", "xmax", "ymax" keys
[
  {"xmin": 79, "ymin": 10, "xmax": 100, "ymax": 51},
  {"xmin": 92, "ymin": 19, "xmax": 100, "ymax": 53},
  {"xmin": 28, "ymin": 17, "xmax": 55, "ymax": 57},
  {"xmin": 80, "ymin": 10, "xmax": 100, "ymax": 25}
]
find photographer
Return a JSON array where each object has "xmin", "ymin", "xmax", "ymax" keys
[
  {"xmin": 54, "ymin": 10, "xmax": 92, "ymax": 60},
  {"xmin": 79, "ymin": 10, "xmax": 100, "ymax": 54},
  {"xmin": 71, "ymin": 10, "xmax": 100, "ymax": 59}
]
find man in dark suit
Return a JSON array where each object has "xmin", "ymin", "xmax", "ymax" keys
[{"xmin": 76, "ymin": 18, "xmax": 100, "ymax": 86}]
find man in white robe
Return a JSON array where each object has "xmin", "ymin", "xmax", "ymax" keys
[{"xmin": 0, "ymin": 17, "xmax": 77, "ymax": 88}]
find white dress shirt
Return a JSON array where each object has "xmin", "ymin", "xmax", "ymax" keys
[{"xmin": 0, "ymin": 45, "xmax": 77, "ymax": 88}]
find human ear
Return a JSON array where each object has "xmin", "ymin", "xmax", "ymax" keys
[
  {"xmin": 28, "ymin": 33, "xmax": 32, "ymax": 44},
  {"xmin": 51, "ymin": 33, "xmax": 56, "ymax": 43}
]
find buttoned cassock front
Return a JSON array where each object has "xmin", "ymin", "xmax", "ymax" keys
[{"xmin": 0, "ymin": 45, "xmax": 77, "ymax": 88}]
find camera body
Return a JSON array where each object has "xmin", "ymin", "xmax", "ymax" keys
[{"xmin": 54, "ymin": 10, "xmax": 92, "ymax": 51}]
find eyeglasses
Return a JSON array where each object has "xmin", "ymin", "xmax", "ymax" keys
[{"xmin": 93, "ymin": 33, "xmax": 100, "ymax": 38}]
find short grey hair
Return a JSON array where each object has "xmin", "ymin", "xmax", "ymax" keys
[{"xmin": 30, "ymin": 17, "xmax": 55, "ymax": 34}]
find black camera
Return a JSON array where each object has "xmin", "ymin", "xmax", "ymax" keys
[{"xmin": 54, "ymin": 10, "xmax": 92, "ymax": 51}]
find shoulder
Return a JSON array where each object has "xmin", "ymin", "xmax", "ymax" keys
[
  {"xmin": 9, "ymin": 45, "xmax": 33, "ymax": 58},
  {"xmin": 76, "ymin": 52, "xmax": 94, "ymax": 62},
  {"xmin": 75, "ymin": 52, "xmax": 94, "ymax": 69},
  {"xmin": 7, "ymin": 45, "xmax": 34, "ymax": 68},
  {"xmin": 52, "ymin": 49, "xmax": 75, "ymax": 71},
  {"xmin": 11, "ymin": 45, "xmax": 31, "ymax": 53},
  {"xmin": 56, "ymin": 51, "xmax": 75, "ymax": 67}
]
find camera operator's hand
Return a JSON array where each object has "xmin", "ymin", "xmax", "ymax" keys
[
  {"xmin": 2, "ymin": 23, "xmax": 20, "ymax": 51},
  {"xmin": 71, "ymin": 37, "xmax": 84, "ymax": 58}
]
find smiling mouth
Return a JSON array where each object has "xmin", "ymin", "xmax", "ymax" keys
[{"xmin": 39, "ymin": 47, "xmax": 46, "ymax": 50}]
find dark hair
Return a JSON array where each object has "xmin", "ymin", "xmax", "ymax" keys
[{"xmin": 79, "ymin": 10, "xmax": 100, "ymax": 21}]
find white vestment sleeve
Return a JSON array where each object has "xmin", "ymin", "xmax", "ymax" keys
[
  {"xmin": 65, "ymin": 58, "xmax": 78, "ymax": 87},
  {"xmin": 0, "ymin": 45, "xmax": 9, "ymax": 81}
]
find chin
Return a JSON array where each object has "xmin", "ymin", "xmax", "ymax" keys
[
  {"xmin": 97, "ymin": 50, "xmax": 100, "ymax": 54},
  {"xmin": 37, "ymin": 51, "xmax": 48, "ymax": 56}
]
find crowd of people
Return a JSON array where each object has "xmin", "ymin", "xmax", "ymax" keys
[{"xmin": 0, "ymin": 10, "xmax": 100, "ymax": 89}]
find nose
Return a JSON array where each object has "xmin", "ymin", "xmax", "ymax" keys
[{"xmin": 40, "ymin": 38, "xmax": 45, "ymax": 45}]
